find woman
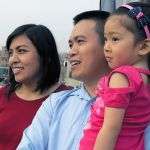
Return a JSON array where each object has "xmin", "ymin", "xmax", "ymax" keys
[{"xmin": 0, "ymin": 24, "xmax": 71, "ymax": 150}]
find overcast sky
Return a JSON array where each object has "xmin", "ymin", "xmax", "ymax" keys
[{"xmin": 0, "ymin": 0, "xmax": 99, "ymax": 53}]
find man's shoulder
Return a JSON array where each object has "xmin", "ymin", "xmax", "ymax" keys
[
  {"xmin": 40, "ymin": 86, "xmax": 86, "ymax": 113},
  {"xmin": 54, "ymin": 83, "xmax": 73, "ymax": 93},
  {"xmin": 43, "ymin": 85, "xmax": 88, "ymax": 106},
  {"xmin": 50, "ymin": 85, "xmax": 83, "ymax": 99}
]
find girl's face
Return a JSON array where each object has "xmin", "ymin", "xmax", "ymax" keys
[
  {"xmin": 8, "ymin": 35, "xmax": 41, "ymax": 86},
  {"xmin": 104, "ymin": 15, "xmax": 141, "ymax": 69}
]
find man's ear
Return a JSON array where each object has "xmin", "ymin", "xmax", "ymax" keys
[{"xmin": 138, "ymin": 39, "xmax": 150, "ymax": 56}]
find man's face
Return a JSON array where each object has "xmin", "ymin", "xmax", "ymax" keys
[{"xmin": 68, "ymin": 19, "xmax": 108, "ymax": 82}]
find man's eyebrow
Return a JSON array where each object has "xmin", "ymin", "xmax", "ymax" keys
[
  {"xmin": 74, "ymin": 35, "xmax": 86, "ymax": 41},
  {"xmin": 68, "ymin": 35, "xmax": 86, "ymax": 43},
  {"xmin": 68, "ymin": 39, "xmax": 72, "ymax": 44},
  {"xmin": 75, "ymin": 35, "xmax": 85, "ymax": 39}
]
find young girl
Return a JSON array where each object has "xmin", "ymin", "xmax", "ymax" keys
[{"xmin": 79, "ymin": 2, "xmax": 150, "ymax": 150}]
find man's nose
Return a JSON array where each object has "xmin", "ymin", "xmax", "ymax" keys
[{"xmin": 68, "ymin": 45, "xmax": 78, "ymax": 58}]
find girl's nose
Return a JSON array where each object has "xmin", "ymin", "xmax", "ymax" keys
[{"xmin": 104, "ymin": 42, "xmax": 111, "ymax": 53}]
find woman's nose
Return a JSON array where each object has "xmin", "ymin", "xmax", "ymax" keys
[{"xmin": 9, "ymin": 52, "xmax": 19, "ymax": 65}]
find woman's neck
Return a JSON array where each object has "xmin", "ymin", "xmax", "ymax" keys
[{"xmin": 15, "ymin": 82, "xmax": 60, "ymax": 101}]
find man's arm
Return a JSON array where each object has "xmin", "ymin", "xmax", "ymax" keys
[{"xmin": 145, "ymin": 124, "xmax": 150, "ymax": 150}]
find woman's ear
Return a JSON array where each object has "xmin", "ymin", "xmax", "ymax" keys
[{"xmin": 138, "ymin": 39, "xmax": 150, "ymax": 56}]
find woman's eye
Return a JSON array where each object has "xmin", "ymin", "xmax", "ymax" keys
[
  {"xmin": 8, "ymin": 50, "xmax": 13, "ymax": 56},
  {"xmin": 18, "ymin": 49, "xmax": 26, "ymax": 53}
]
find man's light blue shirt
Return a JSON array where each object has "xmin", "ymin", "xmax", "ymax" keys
[
  {"xmin": 145, "ymin": 124, "xmax": 150, "ymax": 150},
  {"xmin": 17, "ymin": 85, "xmax": 95, "ymax": 150}
]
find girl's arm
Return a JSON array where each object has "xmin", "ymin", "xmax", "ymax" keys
[
  {"xmin": 94, "ymin": 73, "xmax": 129, "ymax": 150},
  {"xmin": 94, "ymin": 107, "xmax": 125, "ymax": 150}
]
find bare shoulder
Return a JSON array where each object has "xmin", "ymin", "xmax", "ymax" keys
[{"xmin": 109, "ymin": 73, "xmax": 129, "ymax": 88}]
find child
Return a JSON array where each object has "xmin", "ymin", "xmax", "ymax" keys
[{"xmin": 79, "ymin": 2, "xmax": 150, "ymax": 150}]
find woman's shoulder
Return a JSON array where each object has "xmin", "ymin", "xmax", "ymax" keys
[
  {"xmin": 0, "ymin": 85, "xmax": 7, "ymax": 93},
  {"xmin": 0, "ymin": 85, "xmax": 8, "ymax": 104}
]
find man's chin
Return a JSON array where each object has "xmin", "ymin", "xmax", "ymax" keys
[
  {"xmin": 69, "ymin": 71, "xmax": 79, "ymax": 80},
  {"xmin": 69, "ymin": 72, "xmax": 76, "ymax": 79}
]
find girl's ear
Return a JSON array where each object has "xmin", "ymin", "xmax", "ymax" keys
[{"xmin": 138, "ymin": 39, "xmax": 150, "ymax": 56}]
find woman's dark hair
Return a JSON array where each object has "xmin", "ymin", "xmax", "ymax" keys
[
  {"xmin": 6, "ymin": 24, "xmax": 61, "ymax": 96},
  {"xmin": 110, "ymin": 2, "xmax": 150, "ymax": 68}
]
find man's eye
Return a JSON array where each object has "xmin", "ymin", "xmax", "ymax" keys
[
  {"xmin": 69, "ymin": 43, "xmax": 73, "ymax": 48},
  {"xmin": 77, "ymin": 39, "xmax": 84, "ymax": 44}
]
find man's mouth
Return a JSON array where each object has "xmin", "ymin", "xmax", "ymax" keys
[{"xmin": 70, "ymin": 60, "xmax": 81, "ymax": 68}]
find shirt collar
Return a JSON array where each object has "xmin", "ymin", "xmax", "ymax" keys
[{"xmin": 70, "ymin": 83, "xmax": 96, "ymax": 102}]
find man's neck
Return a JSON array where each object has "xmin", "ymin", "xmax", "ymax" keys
[
  {"xmin": 83, "ymin": 69, "xmax": 109, "ymax": 97},
  {"xmin": 84, "ymin": 80, "xmax": 98, "ymax": 97}
]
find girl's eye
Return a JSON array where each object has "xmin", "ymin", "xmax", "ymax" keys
[
  {"xmin": 104, "ymin": 37, "xmax": 107, "ymax": 42},
  {"xmin": 112, "ymin": 37, "xmax": 119, "ymax": 42}
]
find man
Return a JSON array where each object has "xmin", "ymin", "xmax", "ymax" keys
[{"xmin": 17, "ymin": 10, "xmax": 110, "ymax": 150}]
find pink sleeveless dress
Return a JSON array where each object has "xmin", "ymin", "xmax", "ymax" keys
[{"xmin": 79, "ymin": 66, "xmax": 150, "ymax": 150}]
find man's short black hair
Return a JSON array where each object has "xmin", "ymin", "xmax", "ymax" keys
[
  {"xmin": 73, "ymin": 10, "xmax": 110, "ymax": 45},
  {"xmin": 73, "ymin": 10, "xmax": 110, "ymax": 24}
]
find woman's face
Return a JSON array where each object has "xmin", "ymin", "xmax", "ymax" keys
[{"xmin": 8, "ymin": 35, "xmax": 41, "ymax": 85}]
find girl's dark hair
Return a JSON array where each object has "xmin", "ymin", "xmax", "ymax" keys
[
  {"xmin": 6, "ymin": 24, "xmax": 61, "ymax": 96},
  {"xmin": 111, "ymin": 2, "xmax": 150, "ymax": 68}
]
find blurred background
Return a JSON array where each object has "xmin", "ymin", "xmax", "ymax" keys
[{"xmin": 0, "ymin": 0, "xmax": 149, "ymax": 86}]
